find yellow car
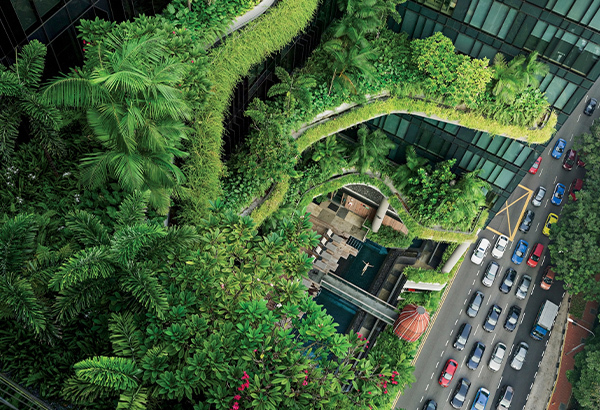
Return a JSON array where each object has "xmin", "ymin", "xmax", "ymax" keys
[{"xmin": 542, "ymin": 213, "xmax": 558, "ymax": 236}]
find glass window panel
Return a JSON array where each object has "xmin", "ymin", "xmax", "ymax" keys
[
  {"xmin": 487, "ymin": 136, "xmax": 504, "ymax": 155},
  {"xmin": 427, "ymin": 135, "xmax": 445, "ymax": 154},
  {"xmin": 478, "ymin": 160, "xmax": 496, "ymax": 179},
  {"xmin": 33, "ymin": 0, "xmax": 61, "ymax": 18},
  {"xmin": 544, "ymin": 76, "xmax": 568, "ymax": 105},
  {"xmin": 524, "ymin": 20, "xmax": 547, "ymax": 51},
  {"xmin": 493, "ymin": 169, "xmax": 516, "ymax": 189},
  {"xmin": 464, "ymin": 0, "xmax": 478, "ymax": 24},
  {"xmin": 455, "ymin": 33, "xmax": 475, "ymax": 55},
  {"xmin": 11, "ymin": 0, "xmax": 38, "ymax": 31},
  {"xmin": 572, "ymin": 41, "xmax": 600, "ymax": 75},
  {"xmin": 479, "ymin": 44, "xmax": 497, "ymax": 60},
  {"xmin": 514, "ymin": 147, "xmax": 533, "ymax": 167},
  {"xmin": 444, "ymin": 123, "xmax": 459, "ymax": 135},
  {"xmin": 539, "ymin": 73, "xmax": 553, "ymax": 92},
  {"xmin": 396, "ymin": 118, "xmax": 410, "ymax": 139},
  {"xmin": 475, "ymin": 132, "xmax": 491, "ymax": 149},
  {"xmin": 459, "ymin": 151, "xmax": 474, "ymax": 169},
  {"xmin": 482, "ymin": 2, "xmax": 509, "ymax": 36},
  {"xmin": 581, "ymin": 1, "xmax": 600, "ymax": 25},
  {"xmin": 552, "ymin": 0, "xmax": 575, "ymax": 15},
  {"xmin": 591, "ymin": 9, "xmax": 600, "ymax": 30},
  {"xmin": 553, "ymin": 82, "xmax": 577, "ymax": 110},
  {"xmin": 383, "ymin": 115, "xmax": 400, "ymax": 134},
  {"xmin": 469, "ymin": 0, "xmax": 493, "ymax": 28},
  {"xmin": 567, "ymin": 0, "xmax": 594, "ymax": 21},
  {"xmin": 488, "ymin": 164, "xmax": 503, "ymax": 183},
  {"xmin": 418, "ymin": 132, "xmax": 432, "ymax": 149},
  {"xmin": 498, "ymin": 8, "xmax": 517, "ymax": 40},
  {"xmin": 496, "ymin": 138, "xmax": 512, "ymax": 158},
  {"xmin": 401, "ymin": 10, "xmax": 417, "ymax": 37},
  {"xmin": 502, "ymin": 140, "xmax": 523, "ymax": 162},
  {"xmin": 467, "ymin": 155, "xmax": 484, "ymax": 172}
]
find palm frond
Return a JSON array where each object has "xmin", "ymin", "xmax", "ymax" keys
[
  {"xmin": 116, "ymin": 190, "xmax": 150, "ymax": 228},
  {"xmin": 0, "ymin": 272, "xmax": 48, "ymax": 336},
  {"xmin": 0, "ymin": 105, "xmax": 20, "ymax": 164},
  {"xmin": 120, "ymin": 264, "xmax": 169, "ymax": 319},
  {"xmin": 80, "ymin": 150, "xmax": 112, "ymax": 189},
  {"xmin": 109, "ymin": 312, "xmax": 143, "ymax": 360},
  {"xmin": 109, "ymin": 152, "xmax": 146, "ymax": 192},
  {"xmin": 49, "ymin": 246, "xmax": 114, "ymax": 291},
  {"xmin": 14, "ymin": 40, "xmax": 47, "ymax": 89},
  {"xmin": 66, "ymin": 210, "xmax": 111, "ymax": 247},
  {"xmin": 146, "ymin": 225, "xmax": 199, "ymax": 259},
  {"xmin": 42, "ymin": 75, "xmax": 108, "ymax": 108},
  {"xmin": 117, "ymin": 387, "xmax": 148, "ymax": 410},
  {"xmin": 53, "ymin": 280, "xmax": 109, "ymax": 323},
  {"xmin": 62, "ymin": 375, "xmax": 117, "ymax": 404},
  {"xmin": 0, "ymin": 213, "xmax": 38, "ymax": 275},
  {"xmin": 73, "ymin": 356, "xmax": 141, "ymax": 391},
  {"xmin": 110, "ymin": 224, "xmax": 167, "ymax": 265}
]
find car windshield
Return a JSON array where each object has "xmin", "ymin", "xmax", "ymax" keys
[
  {"xmin": 531, "ymin": 254, "xmax": 540, "ymax": 262},
  {"xmin": 516, "ymin": 248, "xmax": 524, "ymax": 257},
  {"xmin": 543, "ymin": 277, "xmax": 553, "ymax": 284},
  {"xmin": 444, "ymin": 372, "xmax": 452, "ymax": 380},
  {"xmin": 497, "ymin": 243, "xmax": 506, "ymax": 251},
  {"xmin": 475, "ymin": 249, "xmax": 484, "ymax": 258},
  {"xmin": 557, "ymin": 191, "xmax": 563, "ymax": 199}
]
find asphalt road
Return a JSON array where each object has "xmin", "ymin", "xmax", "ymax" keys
[{"xmin": 394, "ymin": 85, "xmax": 600, "ymax": 410}]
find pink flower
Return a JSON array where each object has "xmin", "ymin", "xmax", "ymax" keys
[
  {"xmin": 232, "ymin": 403, "xmax": 239, "ymax": 410},
  {"xmin": 357, "ymin": 333, "xmax": 362, "ymax": 338},
  {"xmin": 368, "ymin": 392, "xmax": 371, "ymax": 394},
  {"xmin": 234, "ymin": 395, "xmax": 241, "ymax": 400},
  {"xmin": 302, "ymin": 380, "xmax": 308, "ymax": 386},
  {"xmin": 172, "ymin": 31, "xmax": 175, "ymax": 34},
  {"xmin": 238, "ymin": 386, "xmax": 244, "ymax": 391},
  {"xmin": 253, "ymin": 349, "xmax": 257, "ymax": 352}
]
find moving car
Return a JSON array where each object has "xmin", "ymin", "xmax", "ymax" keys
[
  {"xmin": 496, "ymin": 385, "xmax": 514, "ymax": 410},
  {"xmin": 504, "ymin": 305, "xmax": 522, "ymax": 332},
  {"xmin": 439, "ymin": 359, "xmax": 458, "ymax": 387},
  {"xmin": 500, "ymin": 268, "xmax": 517, "ymax": 293},
  {"xmin": 569, "ymin": 178, "xmax": 583, "ymax": 201},
  {"xmin": 491, "ymin": 235, "xmax": 509, "ymax": 259},
  {"xmin": 488, "ymin": 342, "xmax": 507, "ymax": 372},
  {"xmin": 423, "ymin": 399, "xmax": 437, "ymax": 410},
  {"xmin": 526, "ymin": 243, "xmax": 544, "ymax": 268},
  {"xmin": 454, "ymin": 323, "xmax": 472, "ymax": 351},
  {"xmin": 584, "ymin": 97, "xmax": 597, "ymax": 116},
  {"xmin": 515, "ymin": 274, "xmax": 532, "ymax": 300},
  {"xmin": 471, "ymin": 238, "xmax": 490, "ymax": 265},
  {"xmin": 467, "ymin": 342, "xmax": 486, "ymax": 370},
  {"xmin": 551, "ymin": 138, "xmax": 566, "ymax": 159},
  {"xmin": 482, "ymin": 261, "xmax": 500, "ymax": 287},
  {"xmin": 510, "ymin": 342, "xmax": 529, "ymax": 371},
  {"xmin": 471, "ymin": 387, "xmax": 490, "ymax": 410},
  {"xmin": 540, "ymin": 266, "xmax": 555, "ymax": 290},
  {"xmin": 542, "ymin": 213, "xmax": 558, "ymax": 236},
  {"xmin": 467, "ymin": 291, "xmax": 485, "ymax": 318},
  {"xmin": 511, "ymin": 240, "xmax": 528, "ymax": 265},
  {"xmin": 483, "ymin": 305, "xmax": 502, "ymax": 332},
  {"xmin": 518, "ymin": 210, "xmax": 535, "ymax": 233},
  {"xmin": 451, "ymin": 378, "xmax": 471, "ymax": 409},
  {"xmin": 563, "ymin": 149, "xmax": 577, "ymax": 170},
  {"xmin": 551, "ymin": 183, "xmax": 566, "ymax": 206},
  {"xmin": 529, "ymin": 156, "xmax": 542, "ymax": 174},
  {"xmin": 531, "ymin": 186, "xmax": 546, "ymax": 207}
]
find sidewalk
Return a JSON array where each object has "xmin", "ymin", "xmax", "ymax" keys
[{"xmin": 546, "ymin": 296, "xmax": 598, "ymax": 410}]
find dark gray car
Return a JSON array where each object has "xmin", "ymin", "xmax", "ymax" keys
[
  {"xmin": 466, "ymin": 341, "xmax": 485, "ymax": 370},
  {"xmin": 451, "ymin": 378, "xmax": 471, "ymax": 408},
  {"xmin": 466, "ymin": 291, "xmax": 485, "ymax": 318},
  {"xmin": 500, "ymin": 268, "xmax": 517, "ymax": 293},
  {"xmin": 518, "ymin": 210, "xmax": 535, "ymax": 233},
  {"xmin": 483, "ymin": 304, "xmax": 502, "ymax": 332},
  {"xmin": 453, "ymin": 323, "xmax": 472, "ymax": 351},
  {"xmin": 584, "ymin": 98, "xmax": 597, "ymax": 116},
  {"xmin": 482, "ymin": 261, "xmax": 500, "ymax": 287},
  {"xmin": 504, "ymin": 305, "xmax": 522, "ymax": 332}
]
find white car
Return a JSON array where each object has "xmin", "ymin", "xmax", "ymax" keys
[
  {"xmin": 471, "ymin": 238, "xmax": 490, "ymax": 265},
  {"xmin": 491, "ymin": 235, "xmax": 509, "ymax": 259},
  {"xmin": 488, "ymin": 342, "xmax": 506, "ymax": 372}
]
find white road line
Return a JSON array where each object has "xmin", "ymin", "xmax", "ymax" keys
[
  {"xmin": 446, "ymin": 340, "xmax": 449, "ymax": 346},
  {"xmin": 450, "ymin": 329, "xmax": 454, "ymax": 336},
  {"xmin": 426, "ymin": 383, "xmax": 429, "ymax": 391},
  {"xmin": 534, "ymin": 371, "xmax": 538, "ymax": 379},
  {"xmin": 477, "ymin": 270, "xmax": 481, "ymax": 275},
  {"xmin": 459, "ymin": 309, "xmax": 463, "ymax": 315},
  {"xmin": 520, "ymin": 312, "xmax": 526, "ymax": 324},
  {"xmin": 538, "ymin": 361, "xmax": 542, "ymax": 368},
  {"xmin": 455, "ymin": 319, "xmax": 458, "ymax": 325},
  {"xmin": 562, "ymin": 291, "xmax": 566, "ymax": 297},
  {"xmin": 578, "ymin": 114, "xmax": 581, "ymax": 122},
  {"xmin": 447, "ymin": 391, "xmax": 453, "ymax": 402},
  {"xmin": 486, "ymin": 298, "xmax": 490, "ymax": 306},
  {"xmin": 478, "ymin": 366, "xmax": 484, "ymax": 378},
  {"xmin": 431, "ymin": 372, "xmax": 434, "ymax": 380},
  {"xmin": 475, "ymin": 324, "xmax": 480, "ymax": 335},
  {"xmin": 498, "ymin": 376, "xmax": 503, "ymax": 389},
  {"xmin": 546, "ymin": 340, "xmax": 549, "ymax": 347},
  {"xmin": 509, "ymin": 344, "xmax": 514, "ymax": 355},
  {"xmin": 465, "ymin": 298, "xmax": 468, "ymax": 305},
  {"xmin": 492, "ymin": 333, "xmax": 496, "ymax": 344},
  {"xmin": 468, "ymin": 288, "xmax": 472, "ymax": 295},
  {"xmin": 421, "ymin": 396, "xmax": 424, "ymax": 403},
  {"xmin": 539, "ymin": 168, "xmax": 544, "ymax": 177},
  {"xmin": 544, "ymin": 199, "xmax": 548, "ymax": 208},
  {"xmin": 541, "ymin": 256, "xmax": 546, "ymax": 266},
  {"xmin": 535, "ymin": 222, "xmax": 540, "ymax": 232},
  {"xmin": 505, "ymin": 302, "xmax": 509, "ymax": 310},
  {"xmin": 542, "ymin": 350, "xmax": 545, "ymax": 357},
  {"xmin": 530, "ymin": 382, "xmax": 534, "ymax": 390},
  {"xmin": 531, "ymin": 284, "xmax": 536, "ymax": 294},
  {"xmin": 570, "ymin": 133, "xmax": 574, "ymax": 141},
  {"xmin": 437, "ymin": 361, "xmax": 440, "ymax": 367},
  {"xmin": 440, "ymin": 351, "xmax": 443, "ymax": 357},
  {"xmin": 472, "ymin": 279, "xmax": 476, "ymax": 285},
  {"xmin": 554, "ymin": 175, "xmax": 557, "ymax": 184}
]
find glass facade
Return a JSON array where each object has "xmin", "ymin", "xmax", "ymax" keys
[
  {"xmin": 364, "ymin": 114, "xmax": 538, "ymax": 217},
  {"xmin": 396, "ymin": 0, "xmax": 600, "ymax": 126}
]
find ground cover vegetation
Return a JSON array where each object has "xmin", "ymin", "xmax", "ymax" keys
[{"xmin": 567, "ymin": 322, "xmax": 600, "ymax": 410}]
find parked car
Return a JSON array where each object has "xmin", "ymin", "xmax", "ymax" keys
[
  {"xmin": 551, "ymin": 183, "xmax": 566, "ymax": 205},
  {"xmin": 529, "ymin": 156, "xmax": 542, "ymax": 174},
  {"xmin": 563, "ymin": 149, "xmax": 577, "ymax": 170},
  {"xmin": 423, "ymin": 399, "xmax": 437, "ymax": 410},
  {"xmin": 531, "ymin": 186, "xmax": 546, "ymax": 207},
  {"xmin": 569, "ymin": 178, "xmax": 583, "ymax": 201},
  {"xmin": 510, "ymin": 342, "xmax": 529, "ymax": 371},
  {"xmin": 518, "ymin": 210, "xmax": 535, "ymax": 233},
  {"xmin": 483, "ymin": 304, "xmax": 502, "ymax": 332},
  {"xmin": 454, "ymin": 323, "xmax": 472, "ymax": 351},
  {"xmin": 471, "ymin": 387, "xmax": 490, "ymax": 410},
  {"xmin": 511, "ymin": 240, "xmax": 528, "ymax": 265},
  {"xmin": 471, "ymin": 238, "xmax": 491, "ymax": 265},
  {"xmin": 439, "ymin": 359, "xmax": 458, "ymax": 387},
  {"xmin": 467, "ymin": 342, "xmax": 486, "ymax": 370},
  {"xmin": 540, "ymin": 266, "xmax": 555, "ymax": 290},
  {"xmin": 500, "ymin": 268, "xmax": 517, "ymax": 293},
  {"xmin": 467, "ymin": 291, "xmax": 485, "ymax": 318},
  {"xmin": 526, "ymin": 243, "xmax": 544, "ymax": 268},
  {"xmin": 542, "ymin": 213, "xmax": 558, "ymax": 236},
  {"xmin": 504, "ymin": 305, "xmax": 522, "ymax": 332},
  {"xmin": 551, "ymin": 138, "xmax": 566, "ymax": 159},
  {"xmin": 488, "ymin": 342, "xmax": 507, "ymax": 372},
  {"xmin": 491, "ymin": 235, "xmax": 509, "ymax": 259},
  {"xmin": 515, "ymin": 274, "xmax": 532, "ymax": 300},
  {"xmin": 496, "ymin": 385, "xmax": 514, "ymax": 410},
  {"xmin": 584, "ymin": 97, "xmax": 597, "ymax": 116},
  {"xmin": 482, "ymin": 261, "xmax": 500, "ymax": 287},
  {"xmin": 451, "ymin": 378, "xmax": 471, "ymax": 409}
]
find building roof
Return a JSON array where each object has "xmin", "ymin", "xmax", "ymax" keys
[{"xmin": 393, "ymin": 304, "xmax": 430, "ymax": 342}]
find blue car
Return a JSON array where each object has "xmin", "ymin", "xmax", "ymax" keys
[
  {"xmin": 512, "ymin": 239, "xmax": 529, "ymax": 265},
  {"xmin": 551, "ymin": 138, "xmax": 566, "ymax": 159},
  {"xmin": 551, "ymin": 183, "xmax": 566, "ymax": 205},
  {"xmin": 471, "ymin": 387, "xmax": 490, "ymax": 410}
]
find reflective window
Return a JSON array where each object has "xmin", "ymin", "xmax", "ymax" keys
[
  {"xmin": 11, "ymin": 0, "xmax": 38, "ymax": 31},
  {"xmin": 542, "ymin": 76, "xmax": 568, "ymax": 105},
  {"xmin": 554, "ymin": 83, "xmax": 578, "ymax": 110},
  {"xmin": 415, "ymin": 0, "xmax": 458, "ymax": 16},
  {"xmin": 493, "ymin": 169, "xmax": 516, "ymax": 189},
  {"xmin": 33, "ymin": 0, "xmax": 61, "ymax": 18}
]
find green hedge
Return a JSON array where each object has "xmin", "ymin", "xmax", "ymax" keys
[
  {"xmin": 180, "ymin": 0, "xmax": 321, "ymax": 224},
  {"xmin": 249, "ymin": 175, "xmax": 291, "ymax": 226}
]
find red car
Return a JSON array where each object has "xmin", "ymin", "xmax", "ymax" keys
[
  {"xmin": 526, "ymin": 243, "xmax": 544, "ymax": 268},
  {"xmin": 529, "ymin": 156, "xmax": 542, "ymax": 174},
  {"xmin": 439, "ymin": 359, "xmax": 458, "ymax": 387},
  {"xmin": 562, "ymin": 149, "xmax": 577, "ymax": 170},
  {"xmin": 569, "ymin": 178, "xmax": 583, "ymax": 201}
]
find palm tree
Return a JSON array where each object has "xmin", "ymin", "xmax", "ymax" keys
[
  {"xmin": 42, "ymin": 36, "xmax": 192, "ymax": 213},
  {"xmin": 312, "ymin": 136, "xmax": 348, "ymax": 174},
  {"xmin": 323, "ymin": 38, "xmax": 378, "ymax": 94},
  {"xmin": 348, "ymin": 126, "xmax": 395, "ymax": 173},
  {"xmin": 0, "ymin": 40, "xmax": 63, "ymax": 174},
  {"xmin": 490, "ymin": 53, "xmax": 522, "ymax": 103},
  {"xmin": 391, "ymin": 146, "xmax": 429, "ymax": 191},
  {"xmin": 516, "ymin": 51, "xmax": 549, "ymax": 89},
  {"xmin": 267, "ymin": 67, "xmax": 316, "ymax": 113}
]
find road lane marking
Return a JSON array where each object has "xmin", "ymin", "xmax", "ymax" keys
[
  {"xmin": 447, "ymin": 391, "xmax": 453, "ymax": 401},
  {"xmin": 455, "ymin": 319, "xmax": 458, "ymax": 325},
  {"xmin": 531, "ymin": 284, "xmax": 535, "ymax": 294},
  {"xmin": 468, "ymin": 288, "xmax": 472, "ymax": 295},
  {"xmin": 431, "ymin": 372, "xmax": 434, "ymax": 380},
  {"xmin": 459, "ymin": 309, "xmax": 463, "ymax": 315},
  {"xmin": 475, "ymin": 324, "xmax": 480, "ymax": 335},
  {"xmin": 541, "ymin": 256, "xmax": 546, "ymax": 266},
  {"xmin": 492, "ymin": 333, "xmax": 496, "ymax": 344},
  {"xmin": 544, "ymin": 199, "xmax": 548, "ymax": 208},
  {"xmin": 554, "ymin": 175, "xmax": 557, "ymax": 184},
  {"xmin": 465, "ymin": 298, "xmax": 468, "ymax": 305},
  {"xmin": 509, "ymin": 344, "xmax": 514, "ymax": 355},
  {"xmin": 478, "ymin": 366, "xmax": 484, "ymax": 378},
  {"xmin": 440, "ymin": 351, "xmax": 443, "ymax": 357},
  {"xmin": 498, "ymin": 376, "xmax": 503, "ymax": 389},
  {"xmin": 446, "ymin": 340, "xmax": 449, "ymax": 346},
  {"xmin": 426, "ymin": 384, "xmax": 429, "ymax": 391},
  {"xmin": 578, "ymin": 114, "xmax": 581, "ymax": 122},
  {"xmin": 421, "ymin": 396, "xmax": 424, "ymax": 403},
  {"xmin": 570, "ymin": 133, "xmax": 574, "ymax": 141},
  {"xmin": 535, "ymin": 222, "xmax": 540, "ymax": 232},
  {"xmin": 535, "ymin": 371, "xmax": 538, "ymax": 379},
  {"xmin": 472, "ymin": 279, "xmax": 476, "ymax": 285},
  {"xmin": 520, "ymin": 312, "xmax": 526, "ymax": 324},
  {"xmin": 539, "ymin": 168, "xmax": 544, "ymax": 177}
]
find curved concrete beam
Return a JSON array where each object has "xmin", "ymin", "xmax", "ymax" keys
[{"xmin": 441, "ymin": 241, "xmax": 471, "ymax": 274}]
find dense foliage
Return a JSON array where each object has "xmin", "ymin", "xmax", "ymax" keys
[
  {"xmin": 567, "ymin": 323, "xmax": 600, "ymax": 410},
  {"xmin": 549, "ymin": 120, "xmax": 600, "ymax": 299}
]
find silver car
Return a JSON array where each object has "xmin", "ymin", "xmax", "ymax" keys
[
  {"xmin": 491, "ymin": 235, "xmax": 509, "ymax": 259},
  {"xmin": 496, "ymin": 385, "xmax": 514, "ymax": 410},
  {"xmin": 531, "ymin": 186, "xmax": 546, "ymax": 207},
  {"xmin": 471, "ymin": 238, "xmax": 490, "ymax": 265},
  {"xmin": 488, "ymin": 342, "xmax": 506, "ymax": 372},
  {"xmin": 510, "ymin": 342, "xmax": 529, "ymax": 371},
  {"xmin": 482, "ymin": 261, "xmax": 500, "ymax": 287},
  {"xmin": 515, "ymin": 274, "xmax": 532, "ymax": 300}
]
